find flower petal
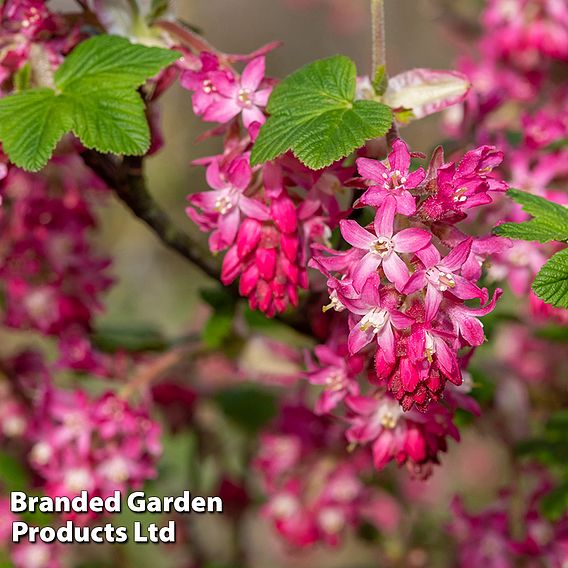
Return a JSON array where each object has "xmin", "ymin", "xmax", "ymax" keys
[
  {"xmin": 340, "ymin": 220, "xmax": 375, "ymax": 250},
  {"xmin": 356, "ymin": 157, "xmax": 388, "ymax": 182},
  {"xmin": 425, "ymin": 283, "xmax": 442, "ymax": 321},
  {"xmin": 395, "ymin": 189, "xmax": 417, "ymax": 215},
  {"xmin": 239, "ymin": 195, "xmax": 270, "ymax": 220},
  {"xmin": 241, "ymin": 56, "xmax": 265, "ymax": 92},
  {"xmin": 393, "ymin": 228, "xmax": 431, "ymax": 253},
  {"xmin": 451, "ymin": 275, "xmax": 484, "ymax": 300},
  {"xmin": 388, "ymin": 139, "xmax": 411, "ymax": 172},
  {"xmin": 440, "ymin": 238, "xmax": 472, "ymax": 272},
  {"xmin": 377, "ymin": 323, "xmax": 396, "ymax": 364},
  {"xmin": 382, "ymin": 252, "xmax": 410, "ymax": 291},
  {"xmin": 348, "ymin": 323, "xmax": 374, "ymax": 354},
  {"xmin": 403, "ymin": 270, "xmax": 427, "ymax": 294},
  {"xmin": 374, "ymin": 195, "xmax": 396, "ymax": 238},
  {"xmin": 352, "ymin": 254, "xmax": 382, "ymax": 292}
]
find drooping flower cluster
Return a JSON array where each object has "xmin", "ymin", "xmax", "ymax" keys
[
  {"xmin": 253, "ymin": 404, "xmax": 401, "ymax": 547},
  {"xmin": 29, "ymin": 387, "xmax": 161, "ymax": 501},
  {"xmin": 311, "ymin": 139, "xmax": 504, "ymax": 413},
  {"xmin": 344, "ymin": 386, "xmax": 478, "ymax": 478},
  {"xmin": 182, "ymin": 50, "xmax": 357, "ymax": 316}
]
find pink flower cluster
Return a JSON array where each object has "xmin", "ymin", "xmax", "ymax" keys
[
  {"xmin": 0, "ymin": 0, "xmax": 79, "ymax": 88},
  {"xmin": 182, "ymin": 50, "xmax": 354, "ymax": 316},
  {"xmin": 310, "ymin": 139, "xmax": 503, "ymax": 413},
  {"xmin": 254, "ymin": 404, "xmax": 400, "ymax": 547},
  {"xmin": 0, "ymin": 156, "xmax": 114, "ymax": 374},
  {"xmin": 449, "ymin": 489, "xmax": 568, "ymax": 568},
  {"xmin": 29, "ymin": 387, "xmax": 161, "ymax": 501}
]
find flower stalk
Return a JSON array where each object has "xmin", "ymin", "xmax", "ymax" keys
[{"xmin": 371, "ymin": 0, "xmax": 386, "ymax": 76}]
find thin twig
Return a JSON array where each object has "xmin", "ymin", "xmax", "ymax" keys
[
  {"xmin": 81, "ymin": 151, "xmax": 221, "ymax": 281},
  {"xmin": 370, "ymin": 0, "xmax": 386, "ymax": 77},
  {"xmin": 119, "ymin": 348, "xmax": 186, "ymax": 399}
]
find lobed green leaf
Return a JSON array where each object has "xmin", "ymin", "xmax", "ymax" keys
[
  {"xmin": 0, "ymin": 34, "xmax": 180, "ymax": 171},
  {"xmin": 68, "ymin": 84, "xmax": 150, "ymax": 155},
  {"xmin": 54, "ymin": 34, "xmax": 180, "ymax": 90},
  {"xmin": 251, "ymin": 55, "xmax": 393, "ymax": 170}
]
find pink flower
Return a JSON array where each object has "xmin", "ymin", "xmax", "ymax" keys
[
  {"xmin": 404, "ymin": 239, "xmax": 485, "ymax": 321},
  {"xmin": 340, "ymin": 275, "xmax": 413, "ymax": 362},
  {"xmin": 355, "ymin": 139, "xmax": 425, "ymax": 215},
  {"xmin": 253, "ymin": 403, "xmax": 391, "ymax": 547},
  {"xmin": 306, "ymin": 341, "xmax": 363, "ymax": 414},
  {"xmin": 29, "ymin": 387, "xmax": 161, "ymax": 501},
  {"xmin": 405, "ymin": 319, "xmax": 461, "ymax": 389},
  {"xmin": 204, "ymin": 57, "xmax": 272, "ymax": 128},
  {"xmin": 345, "ymin": 394, "xmax": 460, "ymax": 476},
  {"xmin": 12, "ymin": 540, "xmax": 62, "ymax": 568},
  {"xmin": 187, "ymin": 156, "xmax": 269, "ymax": 252},
  {"xmin": 449, "ymin": 497, "xmax": 517, "ymax": 568},
  {"xmin": 340, "ymin": 195, "xmax": 431, "ymax": 291},
  {"xmin": 0, "ymin": 160, "xmax": 113, "ymax": 375},
  {"xmin": 179, "ymin": 51, "xmax": 224, "ymax": 116},
  {"xmin": 446, "ymin": 288, "xmax": 502, "ymax": 347},
  {"xmin": 421, "ymin": 145, "xmax": 507, "ymax": 222}
]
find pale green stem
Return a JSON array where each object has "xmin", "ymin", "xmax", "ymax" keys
[{"xmin": 371, "ymin": 0, "xmax": 386, "ymax": 76}]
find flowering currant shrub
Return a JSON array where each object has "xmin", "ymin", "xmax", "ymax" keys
[{"xmin": 0, "ymin": 0, "xmax": 565, "ymax": 567}]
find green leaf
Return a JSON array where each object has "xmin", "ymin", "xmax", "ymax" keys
[
  {"xmin": 0, "ymin": 34, "xmax": 180, "ymax": 171},
  {"xmin": 214, "ymin": 384, "xmax": 277, "ymax": 433},
  {"xmin": 0, "ymin": 451, "xmax": 30, "ymax": 492},
  {"xmin": 532, "ymin": 248, "xmax": 568, "ymax": 308},
  {"xmin": 54, "ymin": 35, "xmax": 179, "ymax": 90},
  {"xmin": 14, "ymin": 63, "xmax": 32, "ymax": 91},
  {"xmin": 540, "ymin": 485, "xmax": 568, "ymax": 521},
  {"xmin": 493, "ymin": 189, "xmax": 568, "ymax": 243},
  {"xmin": 202, "ymin": 311, "xmax": 234, "ymax": 349},
  {"xmin": 68, "ymin": 85, "xmax": 150, "ymax": 155},
  {"xmin": 0, "ymin": 89, "xmax": 73, "ymax": 171},
  {"xmin": 251, "ymin": 56, "xmax": 392, "ymax": 170}
]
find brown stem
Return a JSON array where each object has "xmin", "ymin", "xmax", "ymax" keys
[
  {"xmin": 371, "ymin": 0, "xmax": 386, "ymax": 77},
  {"xmin": 81, "ymin": 151, "xmax": 221, "ymax": 281},
  {"xmin": 119, "ymin": 347, "xmax": 187, "ymax": 399}
]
